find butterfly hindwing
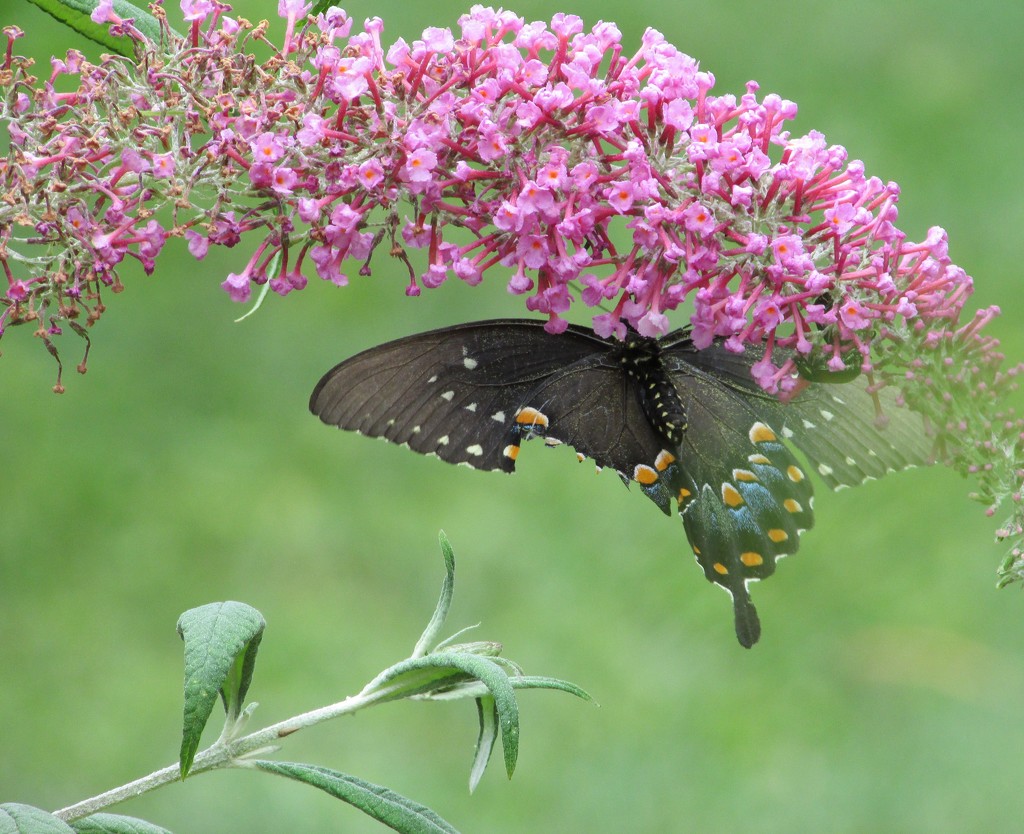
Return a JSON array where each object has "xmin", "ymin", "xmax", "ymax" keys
[{"xmin": 638, "ymin": 360, "xmax": 817, "ymax": 647}]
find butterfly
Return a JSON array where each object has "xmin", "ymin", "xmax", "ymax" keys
[{"xmin": 310, "ymin": 319, "xmax": 931, "ymax": 647}]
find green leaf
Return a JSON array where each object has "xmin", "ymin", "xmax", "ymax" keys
[
  {"xmin": 0, "ymin": 804, "xmax": 76, "ymax": 834},
  {"xmin": 308, "ymin": 0, "xmax": 335, "ymax": 19},
  {"xmin": 413, "ymin": 673, "xmax": 594, "ymax": 705},
  {"xmin": 468, "ymin": 696, "xmax": 498, "ymax": 793},
  {"xmin": 254, "ymin": 762, "xmax": 461, "ymax": 834},
  {"xmin": 507, "ymin": 675, "xmax": 595, "ymax": 702},
  {"xmin": 366, "ymin": 652, "xmax": 520, "ymax": 778},
  {"xmin": 176, "ymin": 601, "xmax": 265, "ymax": 777},
  {"xmin": 411, "ymin": 531, "xmax": 456, "ymax": 658},
  {"xmin": 233, "ymin": 269, "xmax": 273, "ymax": 323},
  {"xmin": 23, "ymin": 0, "xmax": 165, "ymax": 58},
  {"xmin": 69, "ymin": 815, "xmax": 171, "ymax": 834}
]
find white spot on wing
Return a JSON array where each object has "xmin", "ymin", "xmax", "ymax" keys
[
  {"xmin": 491, "ymin": 410, "xmax": 506, "ymax": 423},
  {"xmin": 427, "ymin": 375, "xmax": 438, "ymax": 384},
  {"xmin": 437, "ymin": 435, "xmax": 449, "ymax": 445},
  {"xmin": 466, "ymin": 444, "xmax": 483, "ymax": 456},
  {"xmin": 802, "ymin": 419, "xmax": 816, "ymax": 429},
  {"xmin": 817, "ymin": 463, "xmax": 833, "ymax": 476},
  {"xmin": 463, "ymin": 356, "xmax": 478, "ymax": 370},
  {"xmin": 781, "ymin": 426, "xmax": 794, "ymax": 439},
  {"xmin": 820, "ymin": 409, "xmax": 835, "ymax": 421},
  {"xmin": 465, "ymin": 403, "xmax": 478, "ymax": 412},
  {"xmin": 441, "ymin": 390, "xmax": 455, "ymax": 401}
]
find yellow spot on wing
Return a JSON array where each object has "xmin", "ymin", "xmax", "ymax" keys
[
  {"xmin": 768, "ymin": 528, "xmax": 789, "ymax": 543},
  {"xmin": 750, "ymin": 422, "xmax": 777, "ymax": 444},
  {"xmin": 515, "ymin": 407, "xmax": 549, "ymax": 428},
  {"xmin": 722, "ymin": 484, "xmax": 744, "ymax": 508},
  {"xmin": 655, "ymin": 450, "xmax": 676, "ymax": 471},
  {"xmin": 503, "ymin": 444, "xmax": 519, "ymax": 461},
  {"xmin": 786, "ymin": 465, "xmax": 805, "ymax": 482},
  {"xmin": 783, "ymin": 498, "xmax": 803, "ymax": 513},
  {"xmin": 713, "ymin": 562, "xmax": 729, "ymax": 575},
  {"xmin": 634, "ymin": 465, "xmax": 659, "ymax": 485},
  {"xmin": 733, "ymin": 469, "xmax": 758, "ymax": 482},
  {"xmin": 740, "ymin": 552, "xmax": 764, "ymax": 567}
]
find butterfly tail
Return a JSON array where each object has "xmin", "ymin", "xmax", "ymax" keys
[
  {"xmin": 679, "ymin": 485, "xmax": 760, "ymax": 647},
  {"xmin": 732, "ymin": 592, "xmax": 762, "ymax": 650}
]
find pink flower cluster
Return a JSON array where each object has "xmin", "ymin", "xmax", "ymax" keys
[{"xmin": 0, "ymin": 3, "xmax": 983, "ymax": 395}]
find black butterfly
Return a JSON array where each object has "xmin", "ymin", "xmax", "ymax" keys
[{"xmin": 310, "ymin": 319, "xmax": 930, "ymax": 647}]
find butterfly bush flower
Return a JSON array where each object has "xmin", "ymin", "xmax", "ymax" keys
[{"xmin": 1, "ymin": 5, "xmax": 1022, "ymax": 574}]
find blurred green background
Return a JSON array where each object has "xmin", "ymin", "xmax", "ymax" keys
[{"xmin": 3, "ymin": 1, "xmax": 1024, "ymax": 831}]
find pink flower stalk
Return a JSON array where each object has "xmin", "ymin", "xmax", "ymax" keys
[
  {"xmin": 0, "ymin": 7, "xmax": 984, "ymax": 385},
  {"xmin": 1, "ymin": 5, "xmax": 1022, "ymax": 572}
]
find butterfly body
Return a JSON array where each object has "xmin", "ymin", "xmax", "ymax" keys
[
  {"xmin": 619, "ymin": 333, "xmax": 689, "ymax": 445},
  {"xmin": 311, "ymin": 319, "xmax": 930, "ymax": 647}
]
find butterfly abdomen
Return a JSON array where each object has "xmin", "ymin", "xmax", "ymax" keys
[{"xmin": 619, "ymin": 335, "xmax": 688, "ymax": 445}]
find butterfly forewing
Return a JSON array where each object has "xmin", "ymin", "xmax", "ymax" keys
[
  {"xmin": 509, "ymin": 360, "xmax": 667, "ymax": 475},
  {"xmin": 779, "ymin": 384, "xmax": 931, "ymax": 489},
  {"xmin": 310, "ymin": 320, "xmax": 610, "ymax": 471},
  {"xmin": 669, "ymin": 336, "xmax": 932, "ymax": 489}
]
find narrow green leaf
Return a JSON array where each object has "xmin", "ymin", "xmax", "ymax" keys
[
  {"xmin": 414, "ymin": 673, "xmax": 594, "ymax": 705},
  {"xmin": 254, "ymin": 761, "xmax": 461, "ymax": 834},
  {"xmin": 507, "ymin": 675, "xmax": 595, "ymax": 702},
  {"xmin": 430, "ymin": 624, "xmax": 481, "ymax": 653},
  {"xmin": 367, "ymin": 652, "xmax": 519, "ymax": 778},
  {"xmin": 468, "ymin": 696, "xmax": 498, "ymax": 793},
  {"xmin": 435, "ymin": 641, "xmax": 502, "ymax": 659},
  {"xmin": 233, "ymin": 271, "xmax": 273, "ymax": 323},
  {"xmin": 23, "ymin": 0, "xmax": 165, "ymax": 58},
  {"xmin": 411, "ymin": 531, "xmax": 456, "ymax": 658},
  {"xmin": 0, "ymin": 804, "xmax": 76, "ymax": 834},
  {"xmin": 176, "ymin": 601, "xmax": 265, "ymax": 777},
  {"xmin": 69, "ymin": 815, "xmax": 171, "ymax": 834},
  {"xmin": 364, "ymin": 666, "xmax": 474, "ymax": 704},
  {"xmin": 308, "ymin": 0, "xmax": 335, "ymax": 19}
]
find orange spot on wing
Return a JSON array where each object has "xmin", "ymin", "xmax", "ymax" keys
[
  {"xmin": 515, "ymin": 407, "xmax": 549, "ymax": 429},
  {"xmin": 740, "ymin": 552, "xmax": 764, "ymax": 567},
  {"xmin": 655, "ymin": 450, "xmax": 676, "ymax": 471},
  {"xmin": 749, "ymin": 423, "xmax": 777, "ymax": 444},
  {"xmin": 722, "ymin": 484, "xmax": 744, "ymax": 508},
  {"xmin": 634, "ymin": 465, "xmax": 659, "ymax": 485}
]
